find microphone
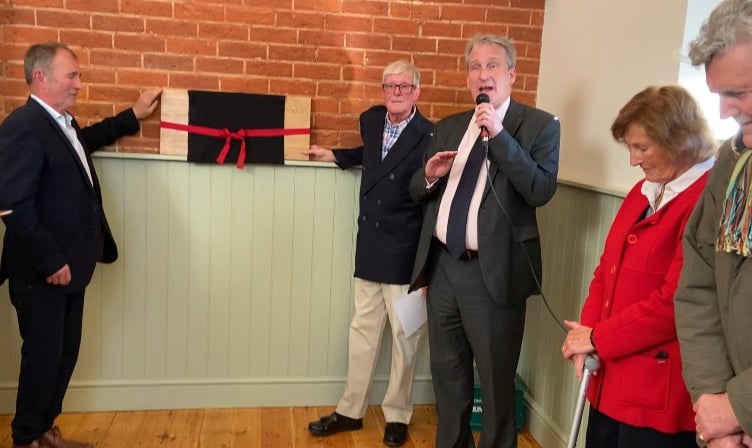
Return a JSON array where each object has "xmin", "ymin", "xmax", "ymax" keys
[{"xmin": 475, "ymin": 93, "xmax": 490, "ymax": 144}]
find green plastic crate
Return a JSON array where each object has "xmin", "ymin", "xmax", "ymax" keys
[{"xmin": 470, "ymin": 374, "xmax": 525, "ymax": 433}]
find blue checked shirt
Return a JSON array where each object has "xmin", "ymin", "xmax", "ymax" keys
[{"xmin": 382, "ymin": 107, "xmax": 416, "ymax": 160}]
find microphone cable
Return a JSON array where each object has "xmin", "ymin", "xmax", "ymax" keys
[{"xmin": 481, "ymin": 139, "xmax": 568, "ymax": 335}]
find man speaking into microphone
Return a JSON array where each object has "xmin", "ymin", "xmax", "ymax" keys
[{"xmin": 409, "ymin": 34, "xmax": 560, "ymax": 448}]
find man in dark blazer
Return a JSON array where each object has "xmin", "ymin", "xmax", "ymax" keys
[
  {"xmin": 305, "ymin": 60, "xmax": 433, "ymax": 447},
  {"xmin": 0, "ymin": 42, "xmax": 161, "ymax": 448},
  {"xmin": 409, "ymin": 34, "xmax": 560, "ymax": 448}
]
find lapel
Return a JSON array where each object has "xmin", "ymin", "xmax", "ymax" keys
[
  {"xmin": 27, "ymin": 98, "xmax": 95, "ymax": 190},
  {"xmin": 361, "ymin": 109, "xmax": 426, "ymax": 194},
  {"xmin": 482, "ymin": 99, "xmax": 524, "ymax": 198}
]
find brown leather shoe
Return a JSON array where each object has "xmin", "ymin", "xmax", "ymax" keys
[{"xmin": 41, "ymin": 426, "xmax": 94, "ymax": 448}]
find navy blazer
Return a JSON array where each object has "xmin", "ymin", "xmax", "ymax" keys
[
  {"xmin": 409, "ymin": 99, "xmax": 560, "ymax": 305},
  {"xmin": 0, "ymin": 98, "xmax": 139, "ymax": 293},
  {"xmin": 334, "ymin": 105, "xmax": 434, "ymax": 284}
]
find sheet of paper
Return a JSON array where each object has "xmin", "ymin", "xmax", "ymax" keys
[{"xmin": 394, "ymin": 289, "xmax": 427, "ymax": 338}]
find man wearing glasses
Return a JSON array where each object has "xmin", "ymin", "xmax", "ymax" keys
[{"xmin": 305, "ymin": 60, "xmax": 433, "ymax": 447}]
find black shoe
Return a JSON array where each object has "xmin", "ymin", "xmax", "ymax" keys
[
  {"xmin": 308, "ymin": 412, "xmax": 363, "ymax": 436},
  {"xmin": 383, "ymin": 422, "xmax": 408, "ymax": 447}
]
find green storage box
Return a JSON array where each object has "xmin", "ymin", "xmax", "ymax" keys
[{"xmin": 470, "ymin": 374, "xmax": 525, "ymax": 433}]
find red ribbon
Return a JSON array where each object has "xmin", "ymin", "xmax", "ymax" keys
[{"xmin": 161, "ymin": 121, "xmax": 310, "ymax": 169}]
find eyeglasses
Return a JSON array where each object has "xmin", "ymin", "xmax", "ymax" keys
[{"xmin": 382, "ymin": 83, "xmax": 416, "ymax": 94}]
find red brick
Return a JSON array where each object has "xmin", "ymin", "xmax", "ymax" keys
[
  {"xmin": 435, "ymin": 70, "xmax": 467, "ymax": 88},
  {"xmin": 121, "ymin": 0, "xmax": 173, "ymax": 17},
  {"xmin": 342, "ymin": 1, "xmax": 387, "ymax": 16},
  {"xmin": 218, "ymin": 41, "xmax": 267, "ymax": 59},
  {"xmin": 508, "ymin": 25, "xmax": 542, "ymax": 43},
  {"xmin": 438, "ymin": 38, "xmax": 467, "ymax": 56},
  {"xmin": 390, "ymin": 3, "xmax": 410, "ymax": 17},
  {"xmin": 515, "ymin": 58, "xmax": 540, "ymax": 75},
  {"xmin": 92, "ymin": 14, "xmax": 145, "ymax": 32},
  {"xmin": 420, "ymin": 87, "xmax": 459, "ymax": 103},
  {"xmin": 531, "ymin": 11, "xmax": 544, "ymax": 27},
  {"xmin": 245, "ymin": 61, "xmax": 293, "ymax": 78},
  {"xmin": 60, "ymin": 30, "xmax": 114, "ymax": 50},
  {"xmin": 522, "ymin": 74, "xmax": 538, "ymax": 91},
  {"xmin": 166, "ymin": 38, "xmax": 217, "ymax": 57},
  {"xmin": 294, "ymin": 63, "xmax": 341, "ymax": 81},
  {"xmin": 37, "ymin": 10, "xmax": 91, "ymax": 29},
  {"xmin": 440, "ymin": 5, "xmax": 486, "ymax": 22},
  {"xmin": 363, "ymin": 50, "xmax": 411, "ymax": 69},
  {"xmin": 317, "ymin": 48, "xmax": 365, "ymax": 65},
  {"xmin": 315, "ymin": 113, "xmax": 358, "ymax": 131},
  {"xmin": 9, "ymin": 0, "xmax": 62, "ymax": 6},
  {"xmin": 309, "ymin": 129, "xmax": 338, "ymax": 147},
  {"xmin": 67, "ymin": 0, "xmax": 118, "ymax": 13},
  {"xmin": 219, "ymin": 77, "xmax": 269, "ymax": 94},
  {"xmin": 72, "ymin": 102, "xmax": 116, "ymax": 120},
  {"xmin": 412, "ymin": 54, "xmax": 460, "ymax": 71},
  {"xmin": 143, "ymin": 54, "xmax": 194, "ymax": 72},
  {"xmin": 488, "ymin": 7, "xmax": 532, "ymax": 25},
  {"xmin": 199, "ymin": 22, "xmax": 248, "ymax": 41},
  {"xmin": 169, "ymin": 73, "xmax": 220, "ymax": 91},
  {"xmin": 249, "ymin": 27, "xmax": 296, "ymax": 44},
  {"xmin": 338, "ymin": 131, "xmax": 362, "ymax": 147},
  {"xmin": 373, "ymin": 18, "xmax": 419, "ymax": 36},
  {"xmin": 117, "ymin": 70, "xmax": 168, "ymax": 87},
  {"xmin": 514, "ymin": 90, "xmax": 536, "ymax": 106},
  {"xmin": 342, "ymin": 66, "xmax": 382, "ymax": 83},
  {"xmin": 269, "ymin": 45, "xmax": 316, "ymax": 62},
  {"xmin": 88, "ymin": 85, "xmax": 145, "ymax": 103},
  {"xmin": 244, "ymin": 0, "xmax": 291, "ymax": 7},
  {"xmin": 409, "ymin": 4, "xmax": 440, "ymax": 20},
  {"xmin": 114, "ymin": 34, "xmax": 165, "ymax": 52},
  {"xmin": 270, "ymin": 79, "xmax": 316, "ymax": 96},
  {"xmin": 175, "ymin": 3, "xmax": 225, "ymax": 23},
  {"xmin": 276, "ymin": 11, "xmax": 326, "ymax": 29},
  {"xmin": 3, "ymin": 7, "xmax": 35, "ymax": 25},
  {"xmin": 339, "ymin": 99, "xmax": 377, "ymax": 114},
  {"xmin": 83, "ymin": 67, "xmax": 117, "ymax": 84},
  {"xmin": 298, "ymin": 30, "xmax": 345, "ymax": 47},
  {"xmin": 196, "ymin": 57, "xmax": 244, "ymax": 74},
  {"xmin": 316, "ymin": 81, "xmax": 355, "ymax": 98},
  {"xmin": 461, "ymin": 24, "xmax": 508, "ymax": 39},
  {"xmin": 4, "ymin": 25, "xmax": 58, "ymax": 43},
  {"xmin": 145, "ymin": 19, "xmax": 198, "ymax": 37},
  {"xmin": 421, "ymin": 22, "xmax": 461, "ymax": 38},
  {"xmin": 295, "ymin": 0, "xmax": 340, "ymax": 13},
  {"xmin": 224, "ymin": 6, "xmax": 276, "ymax": 26},
  {"xmin": 510, "ymin": 0, "xmax": 544, "ymax": 8},
  {"xmin": 325, "ymin": 15, "xmax": 372, "ymax": 33},
  {"xmin": 433, "ymin": 103, "xmax": 469, "ymax": 119},
  {"xmin": 5, "ymin": 63, "xmax": 25, "ymax": 81},
  {"xmin": 345, "ymin": 33, "xmax": 391, "ymax": 51},
  {"xmin": 310, "ymin": 97, "xmax": 338, "ymax": 114},
  {"xmin": 392, "ymin": 36, "xmax": 437, "ymax": 53},
  {"xmin": 0, "ymin": 79, "xmax": 28, "ymax": 97},
  {"xmin": 90, "ymin": 49, "xmax": 141, "ymax": 68}
]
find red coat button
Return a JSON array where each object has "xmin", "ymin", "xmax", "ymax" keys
[
  {"xmin": 610, "ymin": 265, "xmax": 616, "ymax": 274},
  {"xmin": 627, "ymin": 234, "xmax": 638, "ymax": 244}
]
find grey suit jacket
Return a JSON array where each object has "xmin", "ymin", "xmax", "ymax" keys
[{"xmin": 409, "ymin": 99, "xmax": 560, "ymax": 305}]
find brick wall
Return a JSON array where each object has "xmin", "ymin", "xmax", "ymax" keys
[{"xmin": 0, "ymin": 0, "xmax": 545, "ymax": 153}]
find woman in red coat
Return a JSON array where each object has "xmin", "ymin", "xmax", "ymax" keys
[{"xmin": 561, "ymin": 85, "xmax": 717, "ymax": 448}]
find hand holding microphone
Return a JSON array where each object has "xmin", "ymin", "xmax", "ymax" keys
[{"xmin": 476, "ymin": 93, "xmax": 490, "ymax": 143}]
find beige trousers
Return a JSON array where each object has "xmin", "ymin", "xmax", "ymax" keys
[{"xmin": 336, "ymin": 278, "xmax": 426, "ymax": 424}]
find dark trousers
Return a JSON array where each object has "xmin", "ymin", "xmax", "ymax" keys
[
  {"xmin": 586, "ymin": 406, "xmax": 698, "ymax": 448},
  {"xmin": 10, "ymin": 289, "xmax": 85, "ymax": 445},
  {"xmin": 427, "ymin": 244, "xmax": 526, "ymax": 448}
]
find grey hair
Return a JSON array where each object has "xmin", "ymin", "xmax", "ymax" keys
[
  {"xmin": 464, "ymin": 34, "xmax": 517, "ymax": 69},
  {"xmin": 689, "ymin": 0, "xmax": 752, "ymax": 66},
  {"xmin": 24, "ymin": 42, "xmax": 76, "ymax": 85},
  {"xmin": 382, "ymin": 60, "xmax": 420, "ymax": 87}
]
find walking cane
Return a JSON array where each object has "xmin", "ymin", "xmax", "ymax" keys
[{"xmin": 566, "ymin": 354, "xmax": 600, "ymax": 448}]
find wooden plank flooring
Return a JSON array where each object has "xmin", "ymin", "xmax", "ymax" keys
[{"xmin": 0, "ymin": 405, "xmax": 541, "ymax": 448}]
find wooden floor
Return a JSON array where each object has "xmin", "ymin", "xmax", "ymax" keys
[{"xmin": 0, "ymin": 405, "xmax": 541, "ymax": 448}]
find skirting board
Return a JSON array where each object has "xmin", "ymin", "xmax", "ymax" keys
[
  {"xmin": 526, "ymin": 393, "xmax": 586, "ymax": 448},
  {"xmin": 0, "ymin": 376, "xmax": 436, "ymax": 413}
]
